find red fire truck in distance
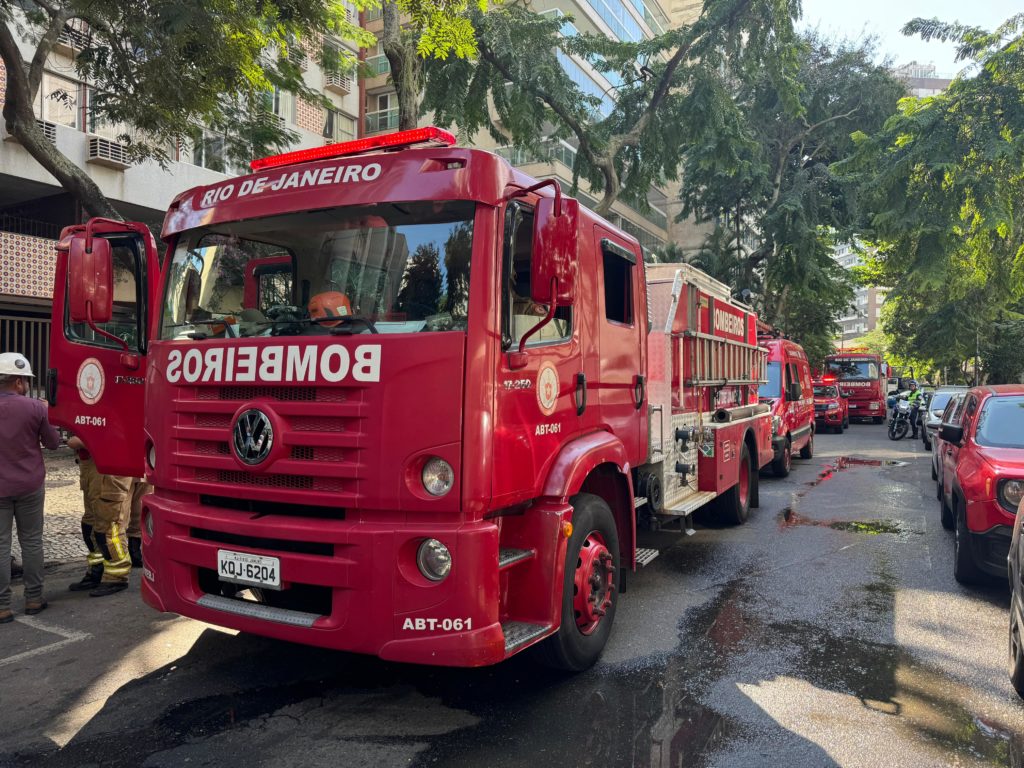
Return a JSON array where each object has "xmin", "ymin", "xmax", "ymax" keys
[
  {"xmin": 46, "ymin": 127, "xmax": 773, "ymax": 670},
  {"xmin": 823, "ymin": 350, "xmax": 888, "ymax": 424}
]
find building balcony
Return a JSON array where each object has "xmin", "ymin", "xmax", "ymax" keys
[{"xmin": 364, "ymin": 108, "xmax": 399, "ymax": 134}]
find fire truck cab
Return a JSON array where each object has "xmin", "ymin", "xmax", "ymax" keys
[{"xmin": 46, "ymin": 128, "xmax": 772, "ymax": 670}]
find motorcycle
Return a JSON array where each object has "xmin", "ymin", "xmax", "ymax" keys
[{"xmin": 888, "ymin": 398, "xmax": 912, "ymax": 440}]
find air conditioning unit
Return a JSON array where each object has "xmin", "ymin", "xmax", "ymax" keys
[
  {"xmin": 324, "ymin": 72, "xmax": 353, "ymax": 95},
  {"xmin": 87, "ymin": 136, "xmax": 132, "ymax": 169},
  {"xmin": 4, "ymin": 119, "xmax": 57, "ymax": 144}
]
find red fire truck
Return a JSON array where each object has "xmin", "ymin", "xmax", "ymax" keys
[
  {"xmin": 46, "ymin": 128, "xmax": 773, "ymax": 670},
  {"xmin": 823, "ymin": 349, "xmax": 888, "ymax": 424}
]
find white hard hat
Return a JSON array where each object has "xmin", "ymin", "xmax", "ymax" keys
[{"xmin": 0, "ymin": 352, "xmax": 34, "ymax": 377}]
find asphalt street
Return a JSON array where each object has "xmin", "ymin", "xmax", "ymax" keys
[{"xmin": 2, "ymin": 422, "xmax": 1022, "ymax": 767}]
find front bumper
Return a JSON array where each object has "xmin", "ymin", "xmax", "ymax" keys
[
  {"xmin": 815, "ymin": 410, "xmax": 842, "ymax": 426},
  {"xmin": 846, "ymin": 402, "xmax": 883, "ymax": 419},
  {"xmin": 139, "ymin": 495, "xmax": 508, "ymax": 666},
  {"xmin": 966, "ymin": 524, "xmax": 1014, "ymax": 578}
]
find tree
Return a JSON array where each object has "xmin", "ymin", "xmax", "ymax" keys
[
  {"xmin": 423, "ymin": 0, "xmax": 803, "ymax": 216},
  {"xmin": 679, "ymin": 33, "xmax": 904, "ymax": 360},
  {"xmin": 396, "ymin": 242, "xmax": 442, "ymax": 318},
  {"xmin": 0, "ymin": 1, "xmax": 377, "ymax": 219},
  {"xmin": 852, "ymin": 14, "xmax": 1024, "ymax": 384}
]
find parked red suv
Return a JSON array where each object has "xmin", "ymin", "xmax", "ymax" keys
[
  {"xmin": 938, "ymin": 385, "xmax": 1024, "ymax": 584},
  {"xmin": 760, "ymin": 337, "xmax": 815, "ymax": 477},
  {"xmin": 813, "ymin": 378, "xmax": 849, "ymax": 434}
]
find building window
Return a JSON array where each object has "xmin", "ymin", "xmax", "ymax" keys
[
  {"xmin": 323, "ymin": 109, "xmax": 355, "ymax": 143},
  {"xmin": 37, "ymin": 72, "xmax": 81, "ymax": 129}
]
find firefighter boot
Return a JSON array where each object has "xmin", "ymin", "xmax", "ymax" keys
[
  {"xmin": 69, "ymin": 564, "xmax": 103, "ymax": 591},
  {"xmin": 70, "ymin": 523, "xmax": 104, "ymax": 591},
  {"xmin": 128, "ymin": 537, "xmax": 143, "ymax": 568}
]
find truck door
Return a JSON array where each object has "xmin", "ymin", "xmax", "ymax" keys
[
  {"xmin": 492, "ymin": 201, "xmax": 582, "ymax": 501},
  {"xmin": 48, "ymin": 220, "xmax": 161, "ymax": 477},
  {"xmin": 594, "ymin": 228, "xmax": 645, "ymax": 457}
]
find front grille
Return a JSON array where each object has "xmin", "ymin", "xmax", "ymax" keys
[
  {"xmin": 200, "ymin": 494, "xmax": 344, "ymax": 520},
  {"xmin": 192, "ymin": 527, "xmax": 333, "ymax": 556},
  {"xmin": 814, "ymin": 404, "xmax": 828, "ymax": 412},
  {"xmin": 175, "ymin": 381, "xmax": 365, "ymax": 504}
]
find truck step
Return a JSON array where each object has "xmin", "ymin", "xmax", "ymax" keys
[
  {"xmin": 633, "ymin": 496, "xmax": 648, "ymax": 508},
  {"xmin": 636, "ymin": 548, "xmax": 660, "ymax": 567},
  {"xmin": 498, "ymin": 548, "xmax": 534, "ymax": 569},
  {"xmin": 502, "ymin": 621, "xmax": 551, "ymax": 653}
]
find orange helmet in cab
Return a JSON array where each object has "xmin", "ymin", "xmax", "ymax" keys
[{"xmin": 308, "ymin": 291, "xmax": 352, "ymax": 328}]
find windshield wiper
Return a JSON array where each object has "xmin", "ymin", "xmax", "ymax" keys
[{"xmin": 327, "ymin": 316, "xmax": 379, "ymax": 335}]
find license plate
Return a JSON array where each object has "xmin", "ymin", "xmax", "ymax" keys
[{"xmin": 217, "ymin": 550, "xmax": 281, "ymax": 590}]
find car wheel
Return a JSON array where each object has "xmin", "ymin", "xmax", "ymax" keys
[
  {"xmin": 953, "ymin": 498, "xmax": 984, "ymax": 584},
  {"xmin": 834, "ymin": 425, "xmax": 842, "ymax": 434},
  {"xmin": 799, "ymin": 430, "xmax": 814, "ymax": 460},
  {"xmin": 772, "ymin": 437, "xmax": 792, "ymax": 478},
  {"xmin": 536, "ymin": 493, "xmax": 619, "ymax": 671},
  {"xmin": 924, "ymin": 436, "xmax": 932, "ymax": 452},
  {"xmin": 1010, "ymin": 608, "xmax": 1024, "ymax": 699},
  {"xmin": 931, "ymin": 462, "xmax": 937, "ymax": 480},
  {"xmin": 717, "ymin": 443, "xmax": 753, "ymax": 525},
  {"xmin": 939, "ymin": 487, "xmax": 954, "ymax": 530}
]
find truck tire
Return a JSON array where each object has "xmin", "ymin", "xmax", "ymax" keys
[
  {"xmin": 953, "ymin": 498, "xmax": 984, "ymax": 585},
  {"xmin": 800, "ymin": 430, "xmax": 814, "ymax": 459},
  {"xmin": 536, "ymin": 493, "xmax": 619, "ymax": 672},
  {"xmin": 771, "ymin": 437, "xmax": 792, "ymax": 478},
  {"xmin": 1010, "ymin": 610, "xmax": 1024, "ymax": 699},
  {"xmin": 873, "ymin": 416, "xmax": 884, "ymax": 425},
  {"xmin": 718, "ymin": 443, "xmax": 753, "ymax": 525}
]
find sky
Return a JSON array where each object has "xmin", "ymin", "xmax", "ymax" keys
[{"xmin": 799, "ymin": 0, "xmax": 1018, "ymax": 76}]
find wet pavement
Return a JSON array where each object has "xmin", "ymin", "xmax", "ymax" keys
[{"xmin": 2, "ymin": 423, "xmax": 1023, "ymax": 767}]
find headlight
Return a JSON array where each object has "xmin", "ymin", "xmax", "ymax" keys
[
  {"xmin": 421, "ymin": 457, "xmax": 454, "ymax": 497},
  {"xmin": 416, "ymin": 538, "xmax": 452, "ymax": 581},
  {"xmin": 869, "ymin": 403, "xmax": 880, "ymax": 410},
  {"xmin": 999, "ymin": 479, "xmax": 1024, "ymax": 514},
  {"xmin": 827, "ymin": 404, "xmax": 839, "ymax": 411},
  {"xmin": 771, "ymin": 416, "xmax": 782, "ymax": 436},
  {"xmin": 147, "ymin": 444, "xmax": 157, "ymax": 471}
]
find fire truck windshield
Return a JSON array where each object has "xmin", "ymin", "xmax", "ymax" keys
[
  {"xmin": 161, "ymin": 200, "xmax": 475, "ymax": 340},
  {"xmin": 764, "ymin": 362, "xmax": 782, "ymax": 398},
  {"xmin": 826, "ymin": 360, "xmax": 879, "ymax": 381}
]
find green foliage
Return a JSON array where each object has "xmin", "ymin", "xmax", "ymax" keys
[
  {"xmin": 396, "ymin": 0, "xmax": 487, "ymax": 59},
  {"xmin": 852, "ymin": 13, "xmax": 1024, "ymax": 384},
  {"xmin": 422, "ymin": 0, "xmax": 803, "ymax": 215},
  {"xmin": 680, "ymin": 33, "xmax": 905, "ymax": 364}
]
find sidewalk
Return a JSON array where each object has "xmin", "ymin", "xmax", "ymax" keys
[{"xmin": 11, "ymin": 448, "xmax": 89, "ymax": 565}]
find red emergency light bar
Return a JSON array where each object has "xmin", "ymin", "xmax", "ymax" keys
[{"xmin": 249, "ymin": 126, "xmax": 457, "ymax": 172}]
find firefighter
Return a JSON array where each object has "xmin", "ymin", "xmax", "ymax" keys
[
  {"xmin": 66, "ymin": 436, "xmax": 133, "ymax": 596},
  {"xmin": 308, "ymin": 291, "xmax": 352, "ymax": 328},
  {"xmin": 125, "ymin": 478, "xmax": 152, "ymax": 568},
  {"xmin": 907, "ymin": 380, "xmax": 923, "ymax": 439}
]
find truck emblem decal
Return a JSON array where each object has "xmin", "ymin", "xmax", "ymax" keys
[
  {"xmin": 537, "ymin": 363, "xmax": 559, "ymax": 416},
  {"xmin": 77, "ymin": 358, "xmax": 105, "ymax": 405},
  {"xmin": 233, "ymin": 409, "xmax": 274, "ymax": 465}
]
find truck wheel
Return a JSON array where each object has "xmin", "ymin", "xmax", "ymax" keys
[
  {"xmin": 800, "ymin": 431, "xmax": 814, "ymax": 460},
  {"xmin": 537, "ymin": 493, "xmax": 619, "ymax": 672},
  {"xmin": 873, "ymin": 416, "xmax": 884, "ymax": 425},
  {"xmin": 931, "ymin": 462, "xmax": 937, "ymax": 481},
  {"xmin": 771, "ymin": 437, "xmax": 792, "ymax": 478},
  {"xmin": 718, "ymin": 443, "xmax": 753, "ymax": 525},
  {"xmin": 1010, "ymin": 610, "xmax": 1024, "ymax": 699},
  {"xmin": 843, "ymin": 416, "xmax": 849, "ymax": 429},
  {"xmin": 953, "ymin": 498, "xmax": 984, "ymax": 585}
]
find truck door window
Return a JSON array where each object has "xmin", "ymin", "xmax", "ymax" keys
[
  {"xmin": 502, "ymin": 202, "xmax": 570, "ymax": 348},
  {"xmin": 601, "ymin": 240, "xmax": 634, "ymax": 325},
  {"xmin": 65, "ymin": 236, "xmax": 144, "ymax": 351},
  {"xmin": 787, "ymin": 363, "xmax": 802, "ymax": 401}
]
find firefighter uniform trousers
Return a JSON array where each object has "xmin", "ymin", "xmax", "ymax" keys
[
  {"xmin": 124, "ymin": 478, "xmax": 153, "ymax": 539},
  {"xmin": 81, "ymin": 460, "xmax": 132, "ymax": 583}
]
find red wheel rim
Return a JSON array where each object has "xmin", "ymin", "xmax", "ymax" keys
[
  {"xmin": 738, "ymin": 454, "xmax": 750, "ymax": 507},
  {"xmin": 573, "ymin": 531, "xmax": 615, "ymax": 635}
]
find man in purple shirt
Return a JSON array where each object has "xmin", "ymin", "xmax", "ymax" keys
[{"xmin": 0, "ymin": 352, "xmax": 61, "ymax": 622}]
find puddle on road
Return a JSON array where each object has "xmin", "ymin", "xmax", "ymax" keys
[
  {"xmin": 779, "ymin": 509, "xmax": 920, "ymax": 538},
  {"xmin": 803, "ymin": 457, "xmax": 910, "ymax": 491}
]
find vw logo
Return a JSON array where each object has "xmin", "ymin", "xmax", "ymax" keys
[{"xmin": 233, "ymin": 409, "xmax": 274, "ymax": 465}]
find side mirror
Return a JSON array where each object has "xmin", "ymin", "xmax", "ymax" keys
[
  {"xmin": 68, "ymin": 236, "xmax": 113, "ymax": 323},
  {"xmin": 531, "ymin": 196, "xmax": 578, "ymax": 306},
  {"xmin": 939, "ymin": 423, "xmax": 964, "ymax": 444}
]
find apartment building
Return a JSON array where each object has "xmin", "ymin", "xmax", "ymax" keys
[
  {"xmin": 0, "ymin": 13, "xmax": 360, "ymax": 383},
  {"xmin": 362, "ymin": 0, "xmax": 695, "ymax": 253},
  {"xmin": 894, "ymin": 61, "xmax": 953, "ymax": 98},
  {"xmin": 833, "ymin": 241, "xmax": 888, "ymax": 341}
]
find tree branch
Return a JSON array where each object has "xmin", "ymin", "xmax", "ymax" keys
[{"xmin": 27, "ymin": 5, "xmax": 74, "ymax": 100}]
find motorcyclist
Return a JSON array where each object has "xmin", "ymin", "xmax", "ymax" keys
[{"xmin": 906, "ymin": 380, "xmax": 923, "ymax": 438}]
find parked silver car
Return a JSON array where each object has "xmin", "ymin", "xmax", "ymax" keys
[
  {"xmin": 922, "ymin": 386, "xmax": 968, "ymax": 451},
  {"xmin": 932, "ymin": 391, "xmax": 966, "ymax": 493}
]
